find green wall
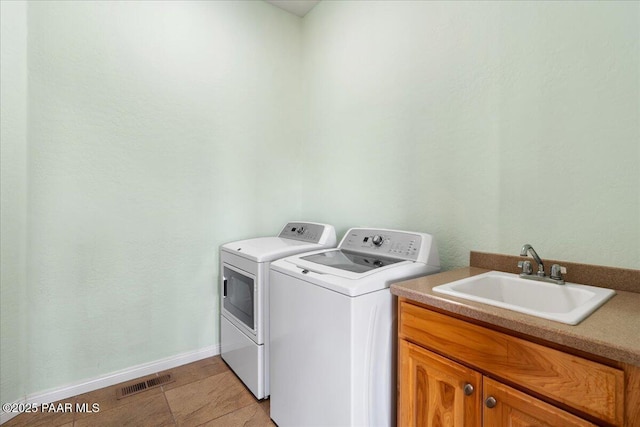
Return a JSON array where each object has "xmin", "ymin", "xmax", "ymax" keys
[
  {"xmin": 2, "ymin": 0, "xmax": 303, "ymax": 404},
  {"xmin": 1, "ymin": 0, "xmax": 638, "ymax": 407},
  {"xmin": 0, "ymin": 0, "xmax": 28, "ymax": 407},
  {"xmin": 301, "ymin": 1, "xmax": 639, "ymax": 270}
]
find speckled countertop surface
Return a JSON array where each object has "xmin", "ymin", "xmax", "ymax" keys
[{"xmin": 391, "ymin": 267, "xmax": 640, "ymax": 367}]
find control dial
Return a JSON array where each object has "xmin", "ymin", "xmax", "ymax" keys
[
  {"xmin": 371, "ymin": 235, "xmax": 384, "ymax": 246},
  {"xmin": 297, "ymin": 226, "xmax": 305, "ymax": 234}
]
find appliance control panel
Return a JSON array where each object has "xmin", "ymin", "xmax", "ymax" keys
[
  {"xmin": 279, "ymin": 222, "xmax": 330, "ymax": 244},
  {"xmin": 340, "ymin": 228, "xmax": 422, "ymax": 261}
]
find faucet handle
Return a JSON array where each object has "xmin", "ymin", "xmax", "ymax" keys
[
  {"xmin": 550, "ymin": 264, "xmax": 567, "ymax": 280},
  {"xmin": 517, "ymin": 260, "xmax": 533, "ymax": 275}
]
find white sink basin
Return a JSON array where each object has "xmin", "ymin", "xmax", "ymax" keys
[{"xmin": 432, "ymin": 271, "xmax": 615, "ymax": 325}]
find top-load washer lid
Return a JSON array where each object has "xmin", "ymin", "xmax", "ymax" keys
[
  {"xmin": 220, "ymin": 222, "xmax": 337, "ymax": 263},
  {"xmin": 271, "ymin": 228, "xmax": 441, "ymax": 296},
  {"xmin": 299, "ymin": 249, "xmax": 402, "ymax": 274},
  {"xmin": 286, "ymin": 248, "xmax": 414, "ymax": 282}
]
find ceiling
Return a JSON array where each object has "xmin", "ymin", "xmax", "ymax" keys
[{"xmin": 265, "ymin": 0, "xmax": 320, "ymax": 17}]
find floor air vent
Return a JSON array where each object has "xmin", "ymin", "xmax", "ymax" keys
[{"xmin": 116, "ymin": 373, "xmax": 174, "ymax": 399}]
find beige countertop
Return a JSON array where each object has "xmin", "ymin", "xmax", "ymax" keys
[{"xmin": 390, "ymin": 267, "xmax": 640, "ymax": 367}]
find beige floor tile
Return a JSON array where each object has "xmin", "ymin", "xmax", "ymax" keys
[
  {"xmin": 3, "ymin": 358, "xmax": 267, "ymax": 427},
  {"xmin": 199, "ymin": 402, "xmax": 275, "ymax": 427},
  {"xmin": 258, "ymin": 399, "xmax": 270, "ymax": 417},
  {"xmin": 73, "ymin": 393, "xmax": 174, "ymax": 427},
  {"xmin": 165, "ymin": 371, "xmax": 255, "ymax": 427},
  {"xmin": 1, "ymin": 398, "xmax": 76, "ymax": 427},
  {"xmin": 159, "ymin": 356, "xmax": 229, "ymax": 392},
  {"xmin": 74, "ymin": 375, "xmax": 164, "ymax": 419}
]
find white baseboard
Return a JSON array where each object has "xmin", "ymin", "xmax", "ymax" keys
[{"xmin": 0, "ymin": 345, "xmax": 220, "ymax": 425}]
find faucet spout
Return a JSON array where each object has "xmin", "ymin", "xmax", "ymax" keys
[{"xmin": 520, "ymin": 244, "xmax": 544, "ymax": 276}]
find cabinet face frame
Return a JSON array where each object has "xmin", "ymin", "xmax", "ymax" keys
[
  {"xmin": 398, "ymin": 342, "xmax": 600, "ymax": 427},
  {"xmin": 398, "ymin": 340, "xmax": 482, "ymax": 427},
  {"xmin": 398, "ymin": 299, "xmax": 625, "ymax": 426}
]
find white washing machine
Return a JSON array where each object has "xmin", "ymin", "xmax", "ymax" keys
[
  {"xmin": 220, "ymin": 222, "xmax": 336, "ymax": 400},
  {"xmin": 269, "ymin": 228, "xmax": 440, "ymax": 426}
]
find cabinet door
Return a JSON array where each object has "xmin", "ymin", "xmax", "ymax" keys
[
  {"xmin": 399, "ymin": 340, "xmax": 482, "ymax": 427},
  {"xmin": 483, "ymin": 378, "xmax": 597, "ymax": 427},
  {"xmin": 399, "ymin": 301, "xmax": 624, "ymax": 425}
]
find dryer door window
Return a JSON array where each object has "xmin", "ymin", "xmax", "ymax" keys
[{"xmin": 223, "ymin": 265, "xmax": 255, "ymax": 332}]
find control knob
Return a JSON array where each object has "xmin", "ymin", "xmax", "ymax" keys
[
  {"xmin": 371, "ymin": 235, "xmax": 384, "ymax": 246},
  {"xmin": 297, "ymin": 226, "xmax": 305, "ymax": 234}
]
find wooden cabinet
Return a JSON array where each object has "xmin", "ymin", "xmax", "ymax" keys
[
  {"xmin": 397, "ymin": 299, "xmax": 632, "ymax": 426},
  {"xmin": 399, "ymin": 339, "xmax": 481, "ymax": 426},
  {"xmin": 483, "ymin": 378, "xmax": 595, "ymax": 427},
  {"xmin": 399, "ymin": 339, "xmax": 596, "ymax": 427}
]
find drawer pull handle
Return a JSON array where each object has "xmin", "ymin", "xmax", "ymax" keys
[
  {"xmin": 463, "ymin": 383, "xmax": 474, "ymax": 396},
  {"xmin": 485, "ymin": 396, "xmax": 497, "ymax": 408}
]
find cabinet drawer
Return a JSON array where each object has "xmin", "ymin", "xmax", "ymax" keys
[{"xmin": 399, "ymin": 301, "xmax": 624, "ymax": 425}]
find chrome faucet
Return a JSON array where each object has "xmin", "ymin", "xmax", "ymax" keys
[
  {"xmin": 518, "ymin": 244, "xmax": 566, "ymax": 285},
  {"xmin": 520, "ymin": 244, "xmax": 545, "ymax": 277}
]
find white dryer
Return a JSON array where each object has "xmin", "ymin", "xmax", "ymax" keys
[
  {"xmin": 220, "ymin": 222, "xmax": 336, "ymax": 400},
  {"xmin": 269, "ymin": 228, "xmax": 440, "ymax": 426}
]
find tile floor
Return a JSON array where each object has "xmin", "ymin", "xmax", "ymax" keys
[{"xmin": 3, "ymin": 356, "xmax": 275, "ymax": 427}]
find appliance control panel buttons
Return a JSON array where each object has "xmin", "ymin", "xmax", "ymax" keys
[
  {"xmin": 341, "ymin": 229, "xmax": 422, "ymax": 261},
  {"xmin": 279, "ymin": 223, "xmax": 327, "ymax": 243}
]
